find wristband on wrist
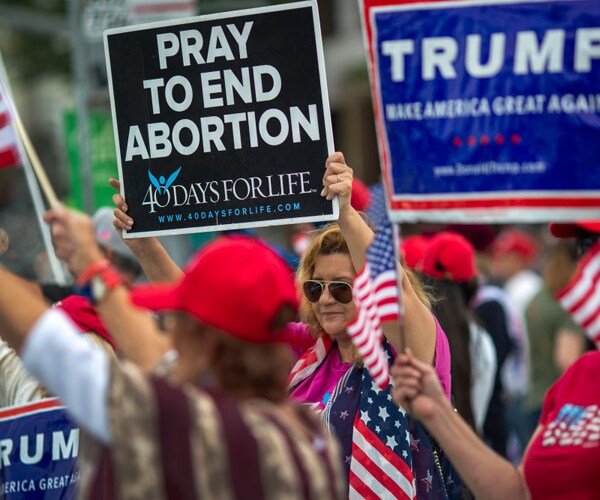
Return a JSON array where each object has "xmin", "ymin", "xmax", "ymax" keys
[
  {"xmin": 76, "ymin": 259, "xmax": 111, "ymax": 287},
  {"xmin": 75, "ymin": 260, "xmax": 126, "ymax": 305}
]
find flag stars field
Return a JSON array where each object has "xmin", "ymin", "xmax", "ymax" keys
[
  {"xmin": 379, "ymin": 406, "xmax": 390, "ymax": 422},
  {"xmin": 361, "ymin": 410, "xmax": 372, "ymax": 425},
  {"xmin": 386, "ymin": 435, "xmax": 399, "ymax": 451}
]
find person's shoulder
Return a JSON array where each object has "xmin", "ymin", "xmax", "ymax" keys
[
  {"xmin": 286, "ymin": 322, "xmax": 318, "ymax": 357},
  {"xmin": 287, "ymin": 321, "xmax": 318, "ymax": 344},
  {"xmin": 572, "ymin": 351, "xmax": 600, "ymax": 369},
  {"xmin": 559, "ymin": 351, "xmax": 600, "ymax": 384}
]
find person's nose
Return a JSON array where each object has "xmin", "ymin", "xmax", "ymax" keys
[{"xmin": 319, "ymin": 283, "xmax": 337, "ymax": 304}]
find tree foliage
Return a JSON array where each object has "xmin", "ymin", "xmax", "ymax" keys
[{"xmin": 1, "ymin": 0, "xmax": 70, "ymax": 80}]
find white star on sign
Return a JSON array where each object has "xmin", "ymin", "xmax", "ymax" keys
[
  {"xmin": 360, "ymin": 410, "xmax": 371, "ymax": 425},
  {"xmin": 371, "ymin": 381, "xmax": 382, "ymax": 395}
]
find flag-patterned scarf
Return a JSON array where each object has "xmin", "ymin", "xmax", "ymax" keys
[
  {"xmin": 323, "ymin": 343, "xmax": 462, "ymax": 500},
  {"xmin": 288, "ymin": 334, "xmax": 334, "ymax": 390}
]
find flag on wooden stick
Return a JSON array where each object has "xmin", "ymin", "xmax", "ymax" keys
[{"xmin": 0, "ymin": 59, "xmax": 59, "ymax": 208}]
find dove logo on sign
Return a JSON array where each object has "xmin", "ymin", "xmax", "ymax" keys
[
  {"xmin": 143, "ymin": 167, "xmax": 185, "ymax": 213},
  {"xmin": 148, "ymin": 167, "xmax": 181, "ymax": 194}
]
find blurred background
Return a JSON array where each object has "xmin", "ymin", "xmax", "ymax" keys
[
  {"xmin": 0, "ymin": 0, "xmax": 551, "ymax": 283},
  {"xmin": 0, "ymin": 0, "xmax": 382, "ymax": 280}
]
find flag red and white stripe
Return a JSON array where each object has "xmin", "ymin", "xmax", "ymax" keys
[
  {"xmin": 346, "ymin": 219, "xmax": 403, "ymax": 389},
  {"xmin": 347, "ymin": 264, "xmax": 389, "ymax": 389},
  {"xmin": 373, "ymin": 266, "xmax": 401, "ymax": 323},
  {"xmin": 557, "ymin": 241, "xmax": 600, "ymax": 349},
  {"xmin": 287, "ymin": 336, "xmax": 333, "ymax": 389},
  {"xmin": 0, "ymin": 82, "xmax": 21, "ymax": 170},
  {"xmin": 349, "ymin": 416, "xmax": 416, "ymax": 499}
]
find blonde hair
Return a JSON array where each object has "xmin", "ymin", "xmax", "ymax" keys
[
  {"xmin": 404, "ymin": 266, "xmax": 432, "ymax": 309},
  {"xmin": 296, "ymin": 224, "xmax": 351, "ymax": 331},
  {"xmin": 296, "ymin": 223, "xmax": 432, "ymax": 332}
]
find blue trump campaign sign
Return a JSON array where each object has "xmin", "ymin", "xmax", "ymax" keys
[
  {"xmin": 0, "ymin": 399, "xmax": 79, "ymax": 499},
  {"xmin": 360, "ymin": 0, "xmax": 600, "ymax": 222}
]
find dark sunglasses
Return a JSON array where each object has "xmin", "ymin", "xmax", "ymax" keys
[{"xmin": 303, "ymin": 280, "xmax": 354, "ymax": 304}]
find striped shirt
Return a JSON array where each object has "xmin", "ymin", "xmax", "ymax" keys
[
  {"xmin": 83, "ymin": 360, "xmax": 347, "ymax": 500},
  {"xmin": 22, "ymin": 309, "xmax": 346, "ymax": 500}
]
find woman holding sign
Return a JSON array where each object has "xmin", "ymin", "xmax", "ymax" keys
[
  {"xmin": 111, "ymin": 152, "xmax": 455, "ymax": 497},
  {"xmin": 286, "ymin": 153, "xmax": 455, "ymax": 498},
  {"xmin": 111, "ymin": 152, "xmax": 448, "ymax": 372}
]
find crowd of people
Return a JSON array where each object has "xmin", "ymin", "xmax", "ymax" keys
[{"xmin": 0, "ymin": 151, "xmax": 598, "ymax": 499}]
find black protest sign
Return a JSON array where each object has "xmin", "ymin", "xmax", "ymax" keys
[{"xmin": 104, "ymin": 1, "xmax": 336, "ymax": 237}]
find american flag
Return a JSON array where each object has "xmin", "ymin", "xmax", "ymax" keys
[
  {"xmin": 344, "ymin": 351, "xmax": 417, "ymax": 500},
  {"xmin": 367, "ymin": 220, "xmax": 403, "ymax": 323},
  {"xmin": 0, "ymin": 77, "xmax": 21, "ymax": 170},
  {"xmin": 557, "ymin": 241, "xmax": 600, "ymax": 349},
  {"xmin": 346, "ymin": 219, "xmax": 402, "ymax": 390}
]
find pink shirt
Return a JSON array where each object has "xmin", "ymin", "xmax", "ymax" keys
[{"xmin": 289, "ymin": 318, "xmax": 452, "ymax": 410}]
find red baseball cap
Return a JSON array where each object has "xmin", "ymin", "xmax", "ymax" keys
[
  {"xmin": 130, "ymin": 236, "xmax": 299, "ymax": 344},
  {"xmin": 55, "ymin": 295, "xmax": 116, "ymax": 351},
  {"xmin": 549, "ymin": 221, "xmax": 600, "ymax": 238},
  {"xmin": 419, "ymin": 232, "xmax": 477, "ymax": 282},
  {"xmin": 492, "ymin": 228, "xmax": 538, "ymax": 263},
  {"xmin": 401, "ymin": 235, "xmax": 430, "ymax": 269},
  {"xmin": 445, "ymin": 223, "xmax": 496, "ymax": 253}
]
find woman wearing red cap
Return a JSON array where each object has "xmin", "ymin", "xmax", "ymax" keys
[
  {"xmin": 0, "ymin": 207, "xmax": 347, "ymax": 499},
  {"xmin": 110, "ymin": 153, "xmax": 451, "ymax": 389}
]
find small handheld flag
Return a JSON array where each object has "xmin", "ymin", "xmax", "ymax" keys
[
  {"xmin": 346, "ymin": 219, "xmax": 403, "ymax": 389},
  {"xmin": 557, "ymin": 241, "xmax": 600, "ymax": 349},
  {"xmin": 0, "ymin": 65, "xmax": 59, "ymax": 208}
]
